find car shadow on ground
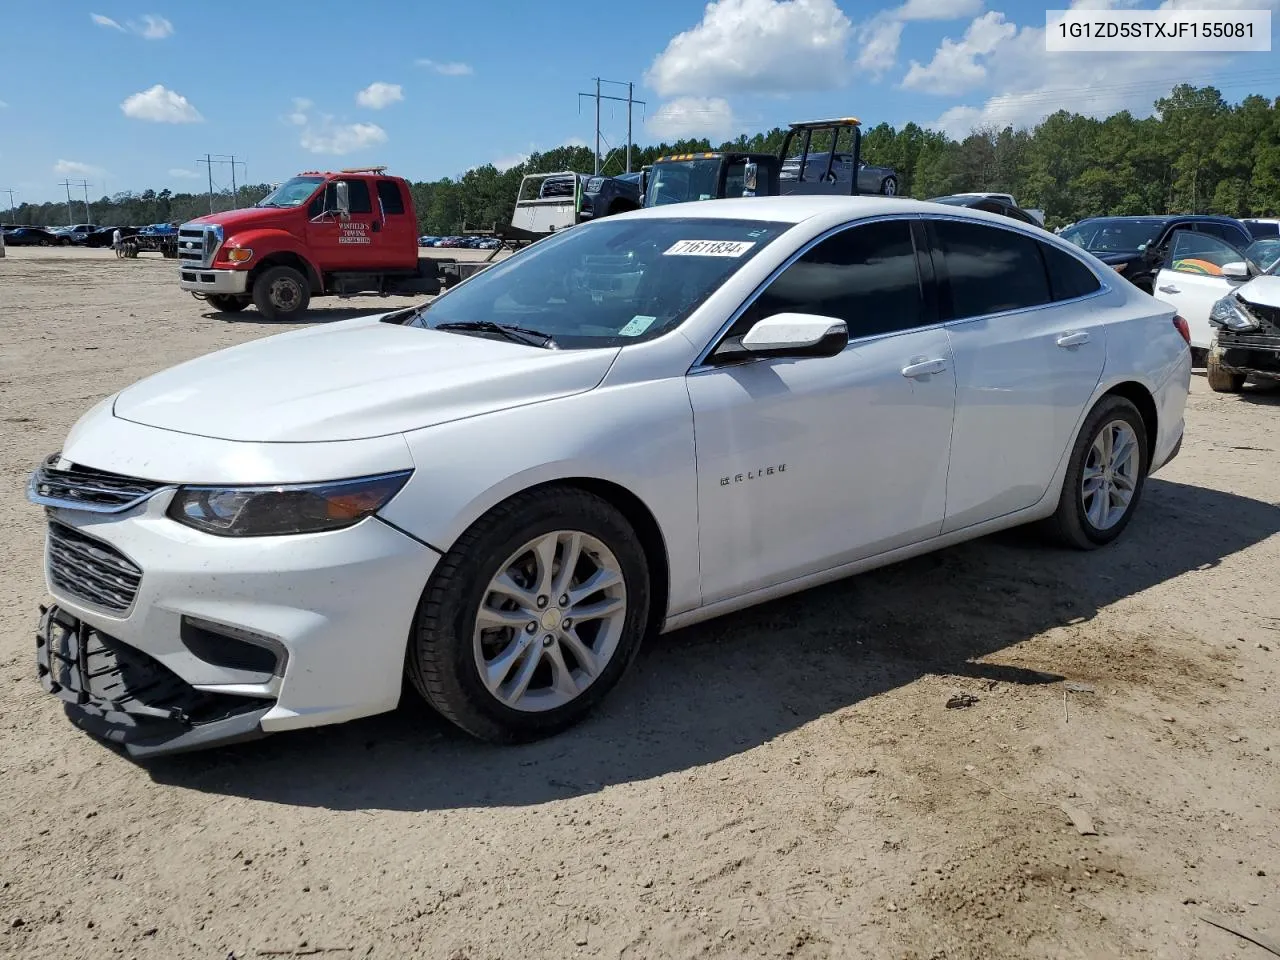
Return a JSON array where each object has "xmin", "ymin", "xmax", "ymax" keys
[
  {"xmin": 201, "ymin": 306, "xmax": 416, "ymax": 325},
  {"xmin": 146, "ymin": 477, "xmax": 1280, "ymax": 811}
]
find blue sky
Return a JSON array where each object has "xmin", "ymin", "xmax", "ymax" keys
[{"xmin": 2, "ymin": 0, "xmax": 1278, "ymax": 206}]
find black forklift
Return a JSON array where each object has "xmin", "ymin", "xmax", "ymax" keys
[{"xmin": 638, "ymin": 117, "xmax": 867, "ymax": 208}]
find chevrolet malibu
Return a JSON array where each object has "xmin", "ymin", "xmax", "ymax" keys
[{"xmin": 28, "ymin": 197, "xmax": 1192, "ymax": 757}]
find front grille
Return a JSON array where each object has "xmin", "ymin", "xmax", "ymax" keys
[
  {"xmin": 1238, "ymin": 297, "xmax": 1280, "ymax": 335},
  {"xmin": 47, "ymin": 520, "xmax": 143, "ymax": 614},
  {"xmin": 31, "ymin": 454, "xmax": 166, "ymax": 510},
  {"xmin": 177, "ymin": 225, "xmax": 216, "ymax": 268}
]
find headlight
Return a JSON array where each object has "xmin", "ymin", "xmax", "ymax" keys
[
  {"xmin": 1208, "ymin": 295, "xmax": 1259, "ymax": 332},
  {"xmin": 586, "ymin": 177, "xmax": 605, "ymax": 193},
  {"xmin": 167, "ymin": 471, "xmax": 412, "ymax": 537},
  {"xmin": 226, "ymin": 247, "xmax": 253, "ymax": 263}
]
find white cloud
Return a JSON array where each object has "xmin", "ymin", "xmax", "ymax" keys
[
  {"xmin": 90, "ymin": 13, "xmax": 124, "ymax": 30},
  {"xmin": 855, "ymin": 16, "xmax": 905, "ymax": 75},
  {"xmin": 286, "ymin": 97, "xmax": 312, "ymax": 125},
  {"xmin": 120, "ymin": 84, "xmax": 203, "ymax": 123},
  {"xmin": 131, "ymin": 14, "xmax": 173, "ymax": 39},
  {"xmin": 897, "ymin": 0, "xmax": 983, "ymax": 19},
  {"xmin": 415, "ymin": 59, "xmax": 473, "ymax": 76},
  {"xmin": 53, "ymin": 159, "xmax": 104, "ymax": 177},
  {"xmin": 355, "ymin": 82, "xmax": 403, "ymax": 110},
  {"xmin": 646, "ymin": 0, "xmax": 853, "ymax": 96},
  {"xmin": 901, "ymin": 11, "xmax": 1016, "ymax": 93},
  {"xmin": 300, "ymin": 119, "xmax": 388, "ymax": 155},
  {"xmin": 168, "ymin": 168, "xmax": 200, "ymax": 179},
  {"xmin": 494, "ymin": 153, "xmax": 529, "ymax": 172},
  {"xmin": 646, "ymin": 96, "xmax": 738, "ymax": 141}
]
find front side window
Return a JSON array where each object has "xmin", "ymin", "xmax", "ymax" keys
[
  {"xmin": 406, "ymin": 217, "xmax": 788, "ymax": 348},
  {"xmin": 1060, "ymin": 218, "xmax": 1165, "ymax": 253},
  {"xmin": 1167, "ymin": 230, "xmax": 1247, "ymax": 276},
  {"xmin": 931, "ymin": 219, "xmax": 1051, "ymax": 319},
  {"xmin": 731, "ymin": 219, "xmax": 927, "ymax": 341}
]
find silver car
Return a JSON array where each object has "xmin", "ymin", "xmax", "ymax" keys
[{"xmin": 780, "ymin": 153, "xmax": 899, "ymax": 195}]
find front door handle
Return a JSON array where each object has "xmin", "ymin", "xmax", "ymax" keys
[
  {"xmin": 1056, "ymin": 331, "xmax": 1091, "ymax": 348},
  {"xmin": 1157, "ymin": 284, "xmax": 1179, "ymax": 294},
  {"xmin": 901, "ymin": 358, "xmax": 948, "ymax": 379}
]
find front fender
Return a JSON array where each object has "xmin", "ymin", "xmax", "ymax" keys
[
  {"xmin": 378, "ymin": 378, "xmax": 702, "ymax": 618},
  {"xmin": 217, "ymin": 227, "xmax": 316, "ymax": 275}
]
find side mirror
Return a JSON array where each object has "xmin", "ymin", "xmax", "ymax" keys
[
  {"xmin": 743, "ymin": 162, "xmax": 758, "ymax": 197},
  {"xmin": 334, "ymin": 181, "xmax": 351, "ymax": 219},
  {"xmin": 736, "ymin": 312, "xmax": 848, "ymax": 359},
  {"xmin": 1222, "ymin": 260, "xmax": 1250, "ymax": 280}
]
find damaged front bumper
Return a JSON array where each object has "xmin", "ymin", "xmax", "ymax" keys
[{"xmin": 37, "ymin": 605, "xmax": 272, "ymax": 759}]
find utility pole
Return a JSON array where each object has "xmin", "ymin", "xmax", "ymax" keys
[
  {"xmin": 1, "ymin": 188, "xmax": 15, "ymax": 218},
  {"xmin": 229, "ymin": 154, "xmax": 238, "ymax": 206},
  {"xmin": 81, "ymin": 181, "xmax": 92, "ymax": 224},
  {"xmin": 197, "ymin": 154, "xmax": 246, "ymax": 212},
  {"xmin": 578, "ymin": 79, "xmax": 646, "ymax": 175},
  {"xmin": 200, "ymin": 153, "xmax": 215, "ymax": 214},
  {"xmin": 58, "ymin": 179, "xmax": 89, "ymax": 225}
]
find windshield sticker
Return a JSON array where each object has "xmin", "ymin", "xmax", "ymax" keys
[
  {"xmin": 663, "ymin": 239, "xmax": 756, "ymax": 258},
  {"xmin": 618, "ymin": 315, "xmax": 657, "ymax": 337}
]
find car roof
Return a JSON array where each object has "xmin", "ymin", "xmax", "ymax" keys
[
  {"xmin": 1077, "ymin": 214, "xmax": 1239, "ymax": 224},
  {"xmin": 620, "ymin": 195, "xmax": 982, "ymax": 225}
]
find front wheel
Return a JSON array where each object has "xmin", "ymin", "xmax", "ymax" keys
[
  {"xmin": 1206, "ymin": 349, "xmax": 1246, "ymax": 393},
  {"xmin": 880, "ymin": 176, "xmax": 898, "ymax": 196},
  {"xmin": 407, "ymin": 487, "xmax": 651, "ymax": 743},
  {"xmin": 252, "ymin": 265, "xmax": 310, "ymax": 320},
  {"xmin": 1045, "ymin": 395, "xmax": 1149, "ymax": 550}
]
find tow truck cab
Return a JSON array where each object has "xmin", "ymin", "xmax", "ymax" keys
[
  {"xmin": 640, "ymin": 118, "xmax": 866, "ymax": 207},
  {"xmin": 176, "ymin": 166, "xmax": 467, "ymax": 319}
]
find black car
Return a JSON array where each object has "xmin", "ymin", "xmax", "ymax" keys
[
  {"xmin": 1060, "ymin": 215, "xmax": 1253, "ymax": 292},
  {"xmin": 927, "ymin": 194, "xmax": 1045, "ymax": 228},
  {"xmin": 2, "ymin": 227, "xmax": 58, "ymax": 246}
]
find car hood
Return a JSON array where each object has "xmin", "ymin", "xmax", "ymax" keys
[
  {"xmin": 112, "ymin": 313, "xmax": 620, "ymax": 442},
  {"xmin": 184, "ymin": 207, "xmax": 292, "ymax": 232},
  {"xmin": 1235, "ymin": 274, "xmax": 1280, "ymax": 309}
]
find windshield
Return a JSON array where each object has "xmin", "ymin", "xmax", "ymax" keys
[
  {"xmin": 928, "ymin": 196, "xmax": 976, "ymax": 206},
  {"xmin": 1245, "ymin": 238, "xmax": 1280, "ymax": 273},
  {"xmin": 644, "ymin": 159, "xmax": 723, "ymax": 207},
  {"xmin": 257, "ymin": 176, "xmax": 324, "ymax": 208},
  {"xmin": 406, "ymin": 217, "xmax": 789, "ymax": 348},
  {"xmin": 1060, "ymin": 218, "xmax": 1165, "ymax": 253}
]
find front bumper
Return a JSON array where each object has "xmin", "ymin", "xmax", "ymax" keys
[
  {"xmin": 1214, "ymin": 333, "xmax": 1280, "ymax": 379},
  {"xmin": 34, "ymin": 494, "xmax": 438, "ymax": 756},
  {"xmin": 178, "ymin": 268, "xmax": 248, "ymax": 295}
]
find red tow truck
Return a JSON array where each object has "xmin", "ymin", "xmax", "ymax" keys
[{"xmin": 176, "ymin": 166, "xmax": 483, "ymax": 319}]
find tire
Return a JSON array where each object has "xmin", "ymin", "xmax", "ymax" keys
[
  {"xmin": 252, "ymin": 265, "xmax": 310, "ymax": 320},
  {"xmin": 406, "ymin": 487, "xmax": 651, "ymax": 744},
  {"xmin": 1044, "ymin": 395, "xmax": 1149, "ymax": 550},
  {"xmin": 1206, "ymin": 349, "xmax": 1246, "ymax": 393},
  {"xmin": 880, "ymin": 176, "xmax": 898, "ymax": 196},
  {"xmin": 206, "ymin": 294, "xmax": 248, "ymax": 313}
]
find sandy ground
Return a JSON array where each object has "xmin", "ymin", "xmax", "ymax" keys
[{"xmin": 1, "ymin": 246, "xmax": 1278, "ymax": 960}]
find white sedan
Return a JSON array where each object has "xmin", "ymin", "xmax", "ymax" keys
[{"xmin": 28, "ymin": 197, "xmax": 1192, "ymax": 757}]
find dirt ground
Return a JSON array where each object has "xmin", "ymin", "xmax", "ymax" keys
[{"xmin": 1, "ymin": 246, "xmax": 1278, "ymax": 960}]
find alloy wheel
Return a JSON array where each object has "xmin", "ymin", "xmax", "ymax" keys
[
  {"xmin": 1081, "ymin": 419, "xmax": 1140, "ymax": 530},
  {"xmin": 473, "ymin": 531, "xmax": 627, "ymax": 713}
]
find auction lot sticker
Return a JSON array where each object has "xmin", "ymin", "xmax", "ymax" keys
[
  {"xmin": 1047, "ymin": 9, "xmax": 1271, "ymax": 52},
  {"xmin": 664, "ymin": 239, "xmax": 756, "ymax": 257}
]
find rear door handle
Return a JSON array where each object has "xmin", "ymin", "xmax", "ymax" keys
[
  {"xmin": 1056, "ymin": 332, "xmax": 1091, "ymax": 348},
  {"xmin": 1157, "ymin": 284, "xmax": 1179, "ymax": 294},
  {"xmin": 901, "ymin": 358, "xmax": 948, "ymax": 379}
]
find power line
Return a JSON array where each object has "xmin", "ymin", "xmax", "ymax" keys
[
  {"xmin": 1, "ymin": 188, "xmax": 15, "ymax": 218},
  {"xmin": 578, "ymin": 78, "xmax": 647, "ymax": 174},
  {"xmin": 196, "ymin": 154, "xmax": 248, "ymax": 214},
  {"xmin": 57, "ymin": 179, "xmax": 90, "ymax": 226}
]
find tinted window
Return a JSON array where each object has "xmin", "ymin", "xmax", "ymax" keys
[
  {"xmin": 932, "ymin": 219, "xmax": 1050, "ymax": 319},
  {"xmin": 1246, "ymin": 221, "xmax": 1280, "ymax": 240},
  {"xmin": 1040, "ymin": 242, "xmax": 1102, "ymax": 301},
  {"xmin": 1193, "ymin": 221, "xmax": 1246, "ymax": 248},
  {"xmin": 1061, "ymin": 218, "xmax": 1164, "ymax": 252},
  {"xmin": 732, "ymin": 219, "xmax": 926, "ymax": 340},
  {"xmin": 376, "ymin": 180, "xmax": 405, "ymax": 215},
  {"xmin": 346, "ymin": 179, "xmax": 372, "ymax": 214}
]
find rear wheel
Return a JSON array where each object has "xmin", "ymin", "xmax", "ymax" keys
[
  {"xmin": 206, "ymin": 294, "xmax": 248, "ymax": 313},
  {"xmin": 1045, "ymin": 395, "xmax": 1149, "ymax": 550},
  {"xmin": 1206, "ymin": 349, "xmax": 1246, "ymax": 393},
  {"xmin": 407, "ymin": 487, "xmax": 651, "ymax": 743},
  {"xmin": 252, "ymin": 265, "xmax": 310, "ymax": 320},
  {"xmin": 880, "ymin": 176, "xmax": 898, "ymax": 196}
]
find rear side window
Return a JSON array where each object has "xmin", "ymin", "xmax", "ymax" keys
[
  {"xmin": 931, "ymin": 219, "xmax": 1050, "ymax": 319},
  {"xmin": 1039, "ymin": 242, "xmax": 1102, "ymax": 301},
  {"xmin": 376, "ymin": 180, "xmax": 405, "ymax": 216},
  {"xmin": 736, "ymin": 219, "xmax": 927, "ymax": 340}
]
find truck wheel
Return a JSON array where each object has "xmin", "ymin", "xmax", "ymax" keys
[
  {"xmin": 206, "ymin": 295, "xmax": 248, "ymax": 313},
  {"xmin": 406, "ymin": 486, "xmax": 651, "ymax": 744},
  {"xmin": 880, "ymin": 176, "xmax": 898, "ymax": 196},
  {"xmin": 252, "ymin": 265, "xmax": 310, "ymax": 320},
  {"xmin": 1206, "ymin": 349, "xmax": 1246, "ymax": 393}
]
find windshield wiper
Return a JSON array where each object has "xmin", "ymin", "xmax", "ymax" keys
[{"xmin": 433, "ymin": 320, "xmax": 558, "ymax": 349}]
